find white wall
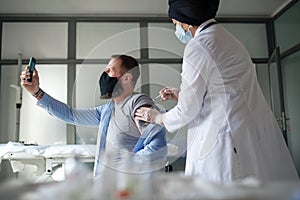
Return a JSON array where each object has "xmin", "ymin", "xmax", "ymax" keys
[
  {"xmin": 1, "ymin": 22, "xmax": 67, "ymax": 59},
  {"xmin": 19, "ymin": 65, "xmax": 67, "ymax": 145},
  {"xmin": 1, "ymin": 22, "xmax": 68, "ymax": 145},
  {"xmin": 77, "ymin": 23, "xmax": 140, "ymax": 59},
  {"xmin": 0, "ymin": 65, "xmax": 19, "ymax": 142}
]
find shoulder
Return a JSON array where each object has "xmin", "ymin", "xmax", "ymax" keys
[
  {"xmin": 130, "ymin": 93, "xmax": 155, "ymax": 109},
  {"xmin": 184, "ymin": 34, "xmax": 214, "ymax": 60},
  {"xmin": 126, "ymin": 93, "xmax": 155, "ymax": 119},
  {"xmin": 95, "ymin": 102, "xmax": 112, "ymax": 113},
  {"xmin": 182, "ymin": 38, "xmax": 215, "ymax": 73}
]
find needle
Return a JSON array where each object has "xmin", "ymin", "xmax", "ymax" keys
[{"xmin": 152, "ymin": 94, "xmax": 162, "ymax": 101}]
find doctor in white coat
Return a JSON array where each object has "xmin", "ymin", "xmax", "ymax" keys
[{"xmin": 135, "ymin": 0, "xmax": 299, "ymax": 183}]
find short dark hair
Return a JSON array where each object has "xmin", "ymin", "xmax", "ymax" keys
[{"xmin": 111, "ymin": 54, "xmax": 140, "ymax": 85}]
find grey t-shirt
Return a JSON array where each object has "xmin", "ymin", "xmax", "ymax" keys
[{"xmin": 105, "ymin": 93, "xmax": 154, "ymax": 164}]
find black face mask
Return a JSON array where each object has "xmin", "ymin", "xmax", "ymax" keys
[{"xmin": 99, "ymin": 71, "xmax": 118, "ymax": 99}]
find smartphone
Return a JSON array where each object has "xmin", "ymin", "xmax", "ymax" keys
[{"xmin": 26, "ymin": 57, "xmax": 36, "ymax": 82}]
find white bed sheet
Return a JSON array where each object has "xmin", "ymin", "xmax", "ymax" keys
[
  {"xmin": 0, "ymin": 142, "xmax": 96, "ymax": 182},
  {"xmin": 0, "ymin": 142, "xmax": 95, "ymax": 160}
]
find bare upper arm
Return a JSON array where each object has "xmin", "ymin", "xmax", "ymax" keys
[{"xmin": 134, "ymin": 115, "xmax": 150, "ymax": 134}]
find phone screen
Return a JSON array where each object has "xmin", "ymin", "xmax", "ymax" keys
[{"xmin": 27, "ymin": 57, "xmax": 36, "ymax": 82}]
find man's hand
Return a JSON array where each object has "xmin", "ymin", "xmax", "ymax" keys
[
  {"xmin": 135, "ymin": 107, "xmax": 163, "ymax": 125},
  {"xmin": 20, "ymin": 66, "xmax": 40, "ymax": 95}
]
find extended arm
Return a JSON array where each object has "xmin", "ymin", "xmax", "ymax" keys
[
  {"xmin": 20, "ymin": 67, "xmax": 101, "ymax": 127},
  {"xmin": 37, "ymin": 92, "xmax": 101, "ymax": 126}
]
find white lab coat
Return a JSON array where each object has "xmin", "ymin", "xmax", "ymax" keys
[{"xmin": 163, "ymin": 19, "xmax": 299, "ymax": 183}]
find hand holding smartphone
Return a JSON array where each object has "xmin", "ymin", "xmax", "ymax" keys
[{"xmin": 26, "ymin": 57, "xmax": 36, "ymax": 82}]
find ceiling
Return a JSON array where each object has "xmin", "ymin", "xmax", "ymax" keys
[{"xmin": 0, "ymin": 0, "xmax": 293, "ymax": 18}]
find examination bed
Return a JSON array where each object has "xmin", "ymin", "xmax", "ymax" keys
[{"xmin": 0, "ymin": 142, "xmax": 95, "ymax": 182}]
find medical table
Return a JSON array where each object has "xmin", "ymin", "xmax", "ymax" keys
[{"xmin": 0, "ymin": 142, "xmax": 96, "ymax": 182}]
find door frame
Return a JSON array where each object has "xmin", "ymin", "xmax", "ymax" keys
[{"xmin": 267, "ymin": 46, "xmax": 288, "ymax": 145}]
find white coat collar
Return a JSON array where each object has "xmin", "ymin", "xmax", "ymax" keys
[{"xmin": 195, "ymin": 19, "xmax": 217, "ymax": 37}]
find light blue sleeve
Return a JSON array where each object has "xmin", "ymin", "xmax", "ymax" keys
[
  {"xmin": 37, "ymin": 92, "xmax": 101, "ymax": 127},
  {"xmin": 133, "ymin": 124, "xmax": 167, "ymax": 161}
]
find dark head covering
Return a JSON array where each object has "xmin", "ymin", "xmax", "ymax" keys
[{"xmin": 168, "ymin": 0, "xmax": 220, "ymax": 26}]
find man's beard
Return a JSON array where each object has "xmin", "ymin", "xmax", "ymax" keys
[{"xmin": 111, "ymin": 81, "xmax": 124, "ymax": 98}]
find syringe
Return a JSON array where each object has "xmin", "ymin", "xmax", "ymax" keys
[{"xmin": 152, "ymin": 94, "xmax": 162, "ymax": 102}]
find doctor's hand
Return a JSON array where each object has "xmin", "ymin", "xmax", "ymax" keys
[
  {"xmin": 20, "ymin": 66, "xmax": 40, "ymax": 96},
  {"xmin": 135, "ymin": 107, "xmax": 163, "ymax": 125},
  {"xmin": 159, "ymin": 87, "xmax": 180, "ymax": 101}
]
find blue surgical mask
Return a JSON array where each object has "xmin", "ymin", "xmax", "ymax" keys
[{"xmin": 175, "ymin": 24, "xmax": 193, "ymax": 44}]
